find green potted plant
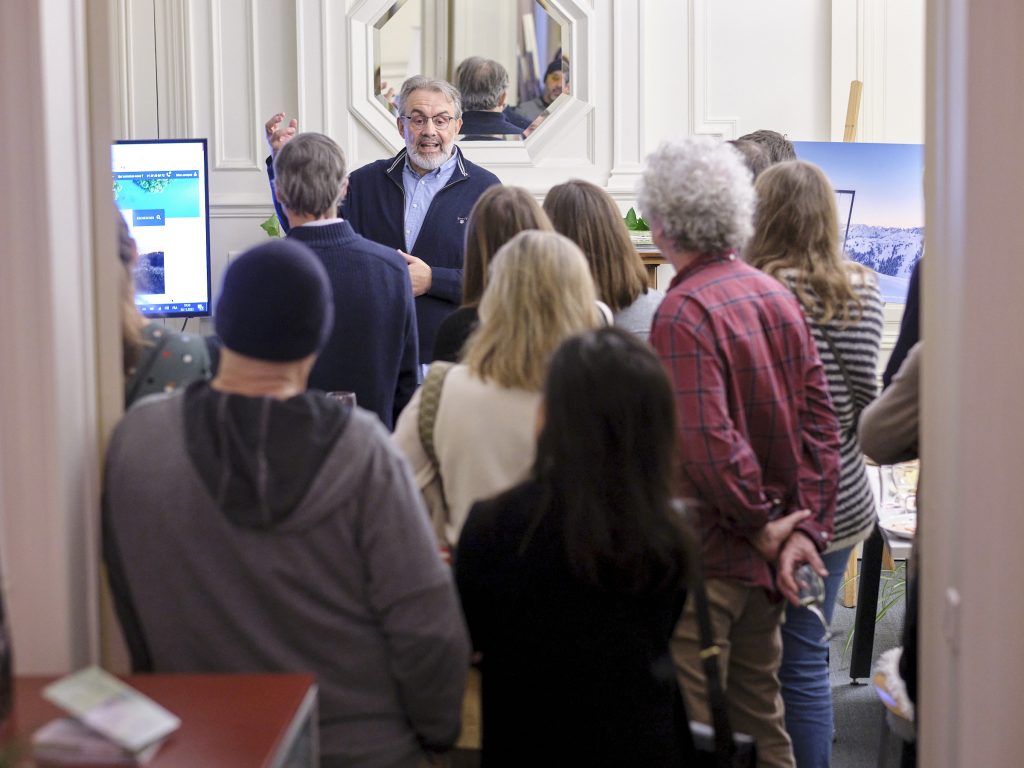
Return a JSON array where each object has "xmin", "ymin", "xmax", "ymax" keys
[{"xmin": 624, "ymin": 207, "xmax": 653, "ymax": 247}]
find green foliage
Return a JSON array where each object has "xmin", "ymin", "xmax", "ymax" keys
[
  {"xmin": 840, "ymin": 560, "xmax": 907, "ymax": 660},
  {"xmin": 259, "ymin": 214, "xmax": 283, "ymax": 238},
  {"xmin": 624, "ymin": 207, "xmax": 650, "ymax": 232}
]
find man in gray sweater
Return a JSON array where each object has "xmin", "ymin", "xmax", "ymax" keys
[{"xmin": 103, "ymin": 239, "xmax": 469, "ymax": 767}]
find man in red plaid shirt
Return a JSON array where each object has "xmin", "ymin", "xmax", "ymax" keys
[{"xmin": 641, "ymin": 137, "xmax": 841, "ymax": 768}]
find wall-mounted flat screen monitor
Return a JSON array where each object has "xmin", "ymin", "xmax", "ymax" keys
[{"xmin": 112, "ymin": 138, "xmax": 212, "ymax": 318}]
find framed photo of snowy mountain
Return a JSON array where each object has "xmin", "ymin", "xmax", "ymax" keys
[{"xmin": 792, "ymin": 141, "xmax": 923, "ymax": 304}]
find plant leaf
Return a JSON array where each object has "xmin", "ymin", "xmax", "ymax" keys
[
  {"xmin": 624, "ymin": 207, "xmax": 638, "ymax": 230},
  {"xmin": 636, "ymin": 216, "xmax": 650, "ymax": 231},
  {"xmin": 260, "ymin": 214, "xmax": 283, "ymax": 238}
]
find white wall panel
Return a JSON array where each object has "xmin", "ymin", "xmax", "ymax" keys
[
  {"xmin": 118, "ymin": 0, "xmax": 924, "ymax": 308},
  {"xmin": 211, "ymin": 0, "xmax": 259, "ymax": 169},
  {"xmin": 831, "ymin": 0, "xmax": 924, "ymax": 143},
  {"xmin": 698, "ymin": 0, "xmax": 831, "ymax": 140}
]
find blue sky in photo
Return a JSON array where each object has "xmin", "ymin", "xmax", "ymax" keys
[{"xmin": 792, "ymin": 141, "xmax": 924, "ymax": 228}]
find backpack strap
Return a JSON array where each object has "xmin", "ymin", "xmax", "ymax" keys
[
  {"xmin": 419, "ymin": 362, "xmax": 455, "ymax": 473},
  {"xmin": 418, "ymin": 362, "xmax": 455, "ymax": 557}
]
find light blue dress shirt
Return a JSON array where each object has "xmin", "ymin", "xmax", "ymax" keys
[{"xmin": 401, "ymin": 152, "xmax": 459, "ymax": 252}]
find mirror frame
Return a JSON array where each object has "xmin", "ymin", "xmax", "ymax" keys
[{"xmin": 347, "ymin": 0, "xmax": 593, "ymax": 163}]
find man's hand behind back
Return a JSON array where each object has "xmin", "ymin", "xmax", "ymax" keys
[{"xmin": 751, "ymin": 508, "xmax": 811, "ymax": 563}]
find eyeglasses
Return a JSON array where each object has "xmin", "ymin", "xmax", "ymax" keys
[{"xmin": 400, "ymin": 113, "xmax": 454, "ymax": 130}]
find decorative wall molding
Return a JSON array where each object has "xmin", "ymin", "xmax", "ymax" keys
[
  {"xmin": 830, "ymin": 0, "xmax": 924, "ymax": 143},
  {"xmin": 209, "ymin": 195, "xmax": 278, "ymax": 218},
  {"xmin": 211, "ymin": 0, "xmax": 260, "ymax": 169},
  {"xmin": 154, "ymin": 0, "xmax": 194, "ymax": 137},
  {"xmin": 606, "ymin": 0, "xmax": 643, "ymax": 192},
  {"xmin": 115, "ymin": 0, "xmax": 133, "ymax": 137},
  {"xmin": 344, "ymin": 0, "xmax": 595, "ymax": 166},
  {"xmin": 688, "ymin": 0, "xmax": 738, "ymax": 139},
  {"xmin": 295, "ymin": 0, "xmax": 328, "ymax": 135}
]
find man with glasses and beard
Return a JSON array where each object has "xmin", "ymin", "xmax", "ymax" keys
[{"xmin": 265, "ymin": 76, "xmax": 500, "ymax": 366}]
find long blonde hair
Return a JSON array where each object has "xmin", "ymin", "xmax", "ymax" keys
[
  {"xmin": 746, "ymin": 160, "xmax": 866, "ymax": 324},
  {"xmin": 543, "ymin": 179, "xmax": 649, "ymax": 312},
  {"xmin": 463, "ymin": 230, "xmax": 600, "ymax": 390}
]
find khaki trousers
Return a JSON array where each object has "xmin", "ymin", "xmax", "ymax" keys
[{"xmin": 672, "ymin": 578, "xmax": 794, "ymax": 768}]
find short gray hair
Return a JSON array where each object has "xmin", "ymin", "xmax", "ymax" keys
[
  {"xmin": 637, "ymin": 137, "xmax": 755, "ymax": 255},
  {"xmin": 273, "ymin": 132, "xmax": 347, "ymax": 218},
  {"xmin": 455, "ymin": 57, "xmax": 509, "ymax": 111},
  {"xmin": 398, "ymin": 75, "xmax": 463, "ymax": 118}
]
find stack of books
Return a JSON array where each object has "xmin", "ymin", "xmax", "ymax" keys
[{"xmin": 31, "ymin": 667, "xmax": 180, "ymax": 766}]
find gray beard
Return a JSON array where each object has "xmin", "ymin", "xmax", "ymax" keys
[{"xmin": 408, "ymin": 142, "xmax": 453, "ymax": 171}]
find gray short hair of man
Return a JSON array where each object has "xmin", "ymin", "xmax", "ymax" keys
[
  {"xmin": 273, "ymin": 132, "xmax": 347, "ymax": 218},
  {"xmin": 455, "ymin": 56, "xmax": 509, "ymax": 111},
  {"xmin": 398, "ymin": 75, "xmax": 463, "ymax": 119},
  {"xmin": 637, "ymin": 137, "xmax": 755, "ymax": 256}
]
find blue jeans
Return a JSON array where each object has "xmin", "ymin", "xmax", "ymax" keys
[{"xmin": 779, "ymin": 546, "xmax": 851, "ymax": 768}]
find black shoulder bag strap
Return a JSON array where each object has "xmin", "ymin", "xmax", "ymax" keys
[
  {"xmin": 818, "ymin": 323, "xmax": 863, "ymax": 431},
  {"xmin": 691, "ymin": 554, "xmax": 738, "ymax": 768}
]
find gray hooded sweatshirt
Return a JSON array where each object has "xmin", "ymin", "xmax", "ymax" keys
[{"xmin": 103, "ymin": 381, "xmax": 469, "ymax": 767}]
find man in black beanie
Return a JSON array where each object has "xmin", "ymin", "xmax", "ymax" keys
[
  {"xmin": 515, "ymin": 57, "xmax": 567, "ymax": 122},
  {"xmin": 103, "ymin": 239, "xmax": 469, "ymax": 767}
]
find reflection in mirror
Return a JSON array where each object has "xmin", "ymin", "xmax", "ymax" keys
[{"xmin": 373, "ymin": 0, "xmax": 568, "ymax": 142}]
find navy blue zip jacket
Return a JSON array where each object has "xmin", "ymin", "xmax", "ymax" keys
[
  {"xmin": 268, "ymin": 147, "xmax": 500, "ymax": 362},
  {"xmin": 459, "ymin": 110, "xmax": 525, "ymax": 140},
  {"xmin": 287, "ymin": 221, "xmax": 419, "ymax": 430}
]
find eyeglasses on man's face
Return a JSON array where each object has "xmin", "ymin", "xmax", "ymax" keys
[{"xmin": 400, "ymin": 112, "xmax": 455, "ymax": 130}]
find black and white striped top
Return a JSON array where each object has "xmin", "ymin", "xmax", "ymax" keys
[{"xmin": 781, "ymin": 269, "xmax": 884, "ymax": 551}]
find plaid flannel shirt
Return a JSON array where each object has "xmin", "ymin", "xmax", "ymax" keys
[{"xmin": 651, "ymin": 253, "xmax": 840, "ymax": 593}]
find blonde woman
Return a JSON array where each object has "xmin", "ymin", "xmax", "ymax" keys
[
  {"xmin": 394, "ymin": 230, "xmax": 601, "ymax": 545},
  {"xmin": 432, "ymin": 185, "xmax": 553, "ymax": 363},
  {"xmin": 543, "ymin": 179, "xmax": 663, "ymax": 339},
  {"xmin": 745, "ymin": 159, "xmax": 884, "ymax": 768}
]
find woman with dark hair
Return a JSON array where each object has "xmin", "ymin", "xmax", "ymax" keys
[
  {"xmin": 431, "ymin": 185, "xmax": 552, "ymax": 363},
  {"xmin": 118, "ymin": 212, "xmax": 210, "ymax": 407},
  {"xmin": 745, "ymin": 159, "xmax": 884, "ymax": 768},
  {"xmin": 543, "ymin": 179, "xmax": 663, "ymax": 340},
  {"xmin": 455, "ymin": 326, "xmax": 696, "ymax": 766}
]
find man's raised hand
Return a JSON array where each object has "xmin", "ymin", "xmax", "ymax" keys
[{"xmin": 265, "ymin": 112, "xmax": 298, "ymax": 156}]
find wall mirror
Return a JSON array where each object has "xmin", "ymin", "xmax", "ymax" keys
[{"xmin": 372, "ymin": 0, "xmax": 570, "ymax": 142}]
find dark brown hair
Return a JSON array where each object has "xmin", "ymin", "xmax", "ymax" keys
[
  {"xmin": 542, "ymin": 179, "xmax": 649, "ymax": 313},
  {"xmin": 533, "ymin": 327, "xmax": 693, "ymax": 593},
  {"xmin": 461, "ymin": 185, "xmax": 552, "ymax": 306}
]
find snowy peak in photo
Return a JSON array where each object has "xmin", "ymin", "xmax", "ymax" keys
[{"xmin": 845, "ymin": 224, "xmax": 923, "ymax": 279}]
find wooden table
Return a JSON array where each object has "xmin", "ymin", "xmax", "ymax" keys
[
  {"xmin": 847, "ymin": 465, "xmax": 914, "ymax": 682},
  {"xmin": 3, "ymin": 673, "xmax": 318, "ymax": 767},
  {"xmin": 637, "ymin": 246, "xmax": 666, "ymax": 289}
]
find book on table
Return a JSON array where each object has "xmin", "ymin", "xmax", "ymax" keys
[{"xmin": 31, "ymin": 667, "xmax": 180, "ymax": 765}]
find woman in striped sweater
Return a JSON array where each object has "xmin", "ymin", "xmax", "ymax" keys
[{"xmin": 746, "ymin": 159, "xmax": 883, "ymax": 768}]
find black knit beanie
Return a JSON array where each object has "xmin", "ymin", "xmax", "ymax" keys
[{"xmin": 214, "ymin": 239, "xmax": 333, "ymax": 361}]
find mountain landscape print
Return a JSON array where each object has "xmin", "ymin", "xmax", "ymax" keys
[{"xmin": 793, "ymin": 141, "xmax": 924, "ymax": 303}]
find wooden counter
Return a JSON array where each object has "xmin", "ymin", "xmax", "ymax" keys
[{"xmin": 2, "ymin": 673, "xmax": 317, "ymax": 767}]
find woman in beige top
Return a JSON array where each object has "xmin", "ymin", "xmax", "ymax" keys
[{"xmin": 393, "ymin": 230, "xmax": 601, "ymax": 546}]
